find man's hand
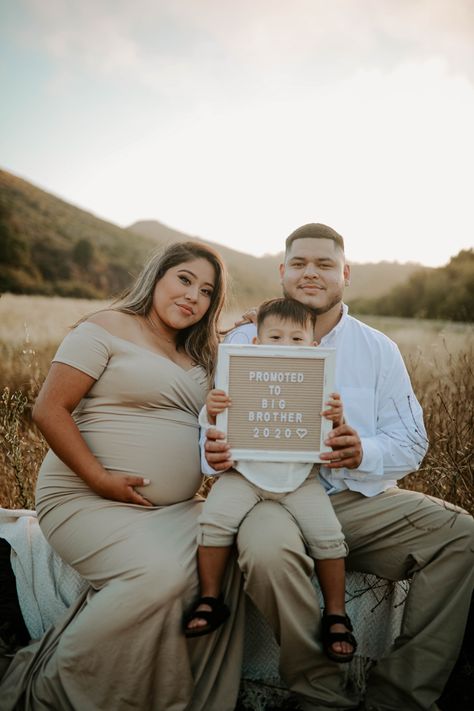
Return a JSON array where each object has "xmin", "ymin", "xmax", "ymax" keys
[
  {"xmin": 320, "ymin": 423, "xmax": 362, "ymax": 469},
  {"xmin": 234, "ymin": 307, "xmax": 257, "ymax": 327},
  {"xmin": 204, "ymin": 428, "xmax": 234, "ymax": 472}
]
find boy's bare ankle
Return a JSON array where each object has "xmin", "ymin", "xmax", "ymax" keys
[
  {"xmin": 199, "ymin": 588, "xmax": 221, "ymax": 600},
  {"xmin": 324, "ymin": 607, "xmax": 346, "ymax": 616}
]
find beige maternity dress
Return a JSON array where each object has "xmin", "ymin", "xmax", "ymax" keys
[{"xmin": 0, "ymin": 322, "xmax": 244, "ymax": 711}]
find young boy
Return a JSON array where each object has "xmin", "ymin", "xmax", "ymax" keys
[{"xmin": 185, "ymin": 298, "xmax": 357, "ymax": 663}]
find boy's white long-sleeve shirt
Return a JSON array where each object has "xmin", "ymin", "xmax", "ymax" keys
[
  {"xmin": 198, "ymin": 406, "xmax": 312, "ymax": 492},
  {"xmin": 200, "ymin": 305, "xmax": 428, "ymax": 498}
]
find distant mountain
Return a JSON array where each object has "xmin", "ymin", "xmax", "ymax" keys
[
  {"xmin": 344, "ymin": 259, "xmax": 428, "ymax": 301},
  {"xmin": 128, "ymin": 220, "xmax": 283, "ymax": 306},
  {"xmin": 0, "ymin": 167, "xmax": 425, "ymax": 308},
  {"xmin": 130, "ymin": 220, "xmax": 427, "ymax": 303}
]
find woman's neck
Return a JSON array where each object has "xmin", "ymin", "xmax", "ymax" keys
[{"xmin": 144, "ymin": 313, "xmax": 178, "ymax": 347}]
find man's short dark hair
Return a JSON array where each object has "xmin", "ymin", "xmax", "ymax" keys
[
  {"xmin": 285, "ymin": 223, "xmax": 345, "ymax": 256},
  {"xmin": 257, "ymin": 297, "xmax": 316, "ymax": 335}
]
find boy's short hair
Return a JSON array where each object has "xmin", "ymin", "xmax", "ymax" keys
[
  {"xmin": 257, "ymin": 297, "xmax": 316, "ymax": 335},
  {"xmin": 285, "ymin": 223, "xmax": 345, "ymax": 256}
]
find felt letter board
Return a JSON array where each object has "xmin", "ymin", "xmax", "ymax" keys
[{"xmin": 215, "ymin": 344, "xmax": 336, "ymax": 462}]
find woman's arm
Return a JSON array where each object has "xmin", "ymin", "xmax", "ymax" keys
[{"xmin": 33, "ymin": 363, "xmax": 152, "ymax": 506}]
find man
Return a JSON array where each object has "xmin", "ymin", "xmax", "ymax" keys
[{"xmin": 204, "ymin": 223, "xmax": 474, "ymax": 711}]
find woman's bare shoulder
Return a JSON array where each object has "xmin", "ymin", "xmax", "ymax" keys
[{"xmin": 86, "ymin": 310, "xmax": 140, "ymax": 337}]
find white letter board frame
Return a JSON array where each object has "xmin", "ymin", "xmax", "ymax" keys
[{"xmin": 215, "ymin": 343, "xmax": 336, "ymax": 463}]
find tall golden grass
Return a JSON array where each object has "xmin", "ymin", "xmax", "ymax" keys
[{"xmin": 1, "ymin": 295, "xmax": 473, "ymax": 513}]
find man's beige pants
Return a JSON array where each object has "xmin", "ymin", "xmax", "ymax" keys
[{"xmin": 237, "ymin": 486, "xmax": 474, "ymax": 711}]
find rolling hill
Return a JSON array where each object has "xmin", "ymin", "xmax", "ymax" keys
[{"xmin": 1, "ymin": 168, "xmax": 425, "ymax": 308}]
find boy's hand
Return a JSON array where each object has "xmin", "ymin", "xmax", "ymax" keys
[
  {"xmin": 321, "ymin": 392, "xmax": 344, "ymax": 429},
  {"xmin": 206, "ymin": 389, "xmax": 232, "ymax": 423}
]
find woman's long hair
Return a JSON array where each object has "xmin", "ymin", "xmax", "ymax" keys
[{"xmin": 109, "ymin": 241, "xmax": 226, "ymax": 380}]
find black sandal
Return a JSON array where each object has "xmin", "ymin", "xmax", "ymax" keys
[
  {"xmin": 184, "ymin": 596, "xmax": 230, "ymax": 638},
  {"xmin": 321, "ymin": 612, "xmax": 358, "ymax": 663}
]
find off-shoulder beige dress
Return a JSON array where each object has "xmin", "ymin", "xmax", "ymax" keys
[{"xmin": 0, "ymin": 322, "xmax": 244, "ymax": 711}]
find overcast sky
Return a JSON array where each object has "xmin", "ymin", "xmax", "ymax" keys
[{"xmin": 1, "ymin": 0, "xmax": 473, "ymax": 265}]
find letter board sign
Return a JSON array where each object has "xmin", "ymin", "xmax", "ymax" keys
[{"xmin": 215, "ymin": 344, "xmax": 336, "ymax": 462}]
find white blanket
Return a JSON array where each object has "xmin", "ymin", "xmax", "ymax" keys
[{"xmin": 0, "ymin": 508, "xmax": 87, "ymax": 640}]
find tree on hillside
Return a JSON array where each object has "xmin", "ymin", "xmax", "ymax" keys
[
  {"xmin": 0, "ymin": 210, "xmax": 30, "ymax": 267},
  {"xmin": 72, "ymin": 238, "xmax": 94, "ymax": 269}
]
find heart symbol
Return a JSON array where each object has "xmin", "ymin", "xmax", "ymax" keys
[{"xmin": 296, "ymin": 429, "xmax": 308, "ymax": 439}]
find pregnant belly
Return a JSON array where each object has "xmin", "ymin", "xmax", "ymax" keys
[{"xmin": 83, "ymin": 419, "xmax": 202, "ymax": 506}]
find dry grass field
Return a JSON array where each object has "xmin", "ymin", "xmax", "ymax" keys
[{"xmin": 1, "ymin": 294, "xmax": 473, "ymax": 513}]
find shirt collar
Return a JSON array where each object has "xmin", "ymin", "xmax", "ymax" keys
[{"xmin": 319, "ymin": 303, "xmax": 349, "ymax": 347}]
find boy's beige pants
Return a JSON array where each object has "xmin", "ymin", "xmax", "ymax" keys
[
  {"xmin": 237, "ymin": 486, "xmax": 474, "ymax": 711},
  {"xmin": 198, "ymin": 470, "xmax": 347, "ymax": 558}
]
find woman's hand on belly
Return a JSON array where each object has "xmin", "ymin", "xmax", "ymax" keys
[{"xmin": 92, "ymin": 471, "xmax": 153, "ymax": 506}]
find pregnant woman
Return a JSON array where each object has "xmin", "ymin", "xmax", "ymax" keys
[{"xmin": 0, "ymin": 242, "xmax": 243, "ymax": 710}]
